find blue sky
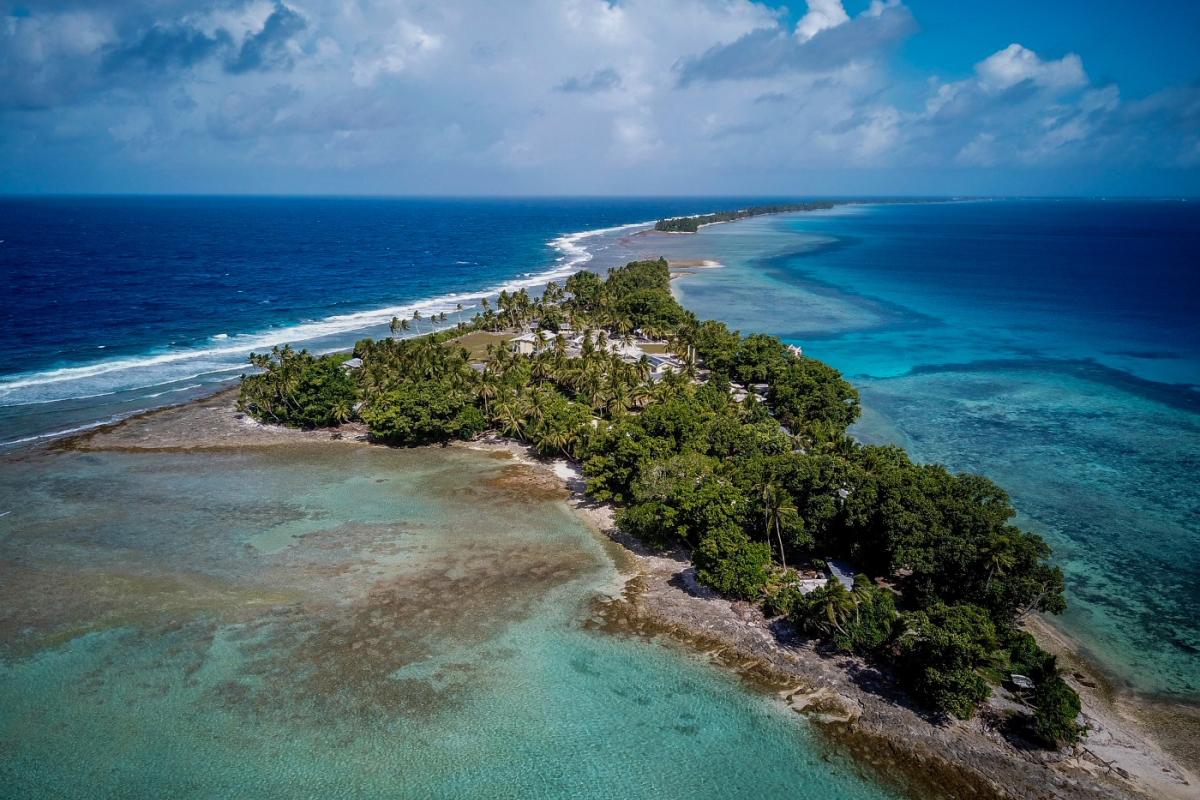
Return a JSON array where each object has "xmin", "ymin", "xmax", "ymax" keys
[{"xmin": 1, "ymin": 0, "xmax": 1197, "ymax": 195}]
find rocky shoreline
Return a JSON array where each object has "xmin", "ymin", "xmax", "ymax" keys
[
  {"xmin": 496, "ymin": 449, "xmax": 1194, "ymax": 800},
  {"xmin": 62, "ymin": 391, "xmax": 1196, "ymax": 800}
]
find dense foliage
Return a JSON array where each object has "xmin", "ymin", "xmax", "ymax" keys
[
  {"xmin": 237, "ymin": 254, "xmax": 1081, "ymax": 744},
  {"xmin": 237, "ymin": 346, "xmax": 357, "ymax": 428},
  {"xmin": 654, "ymin": 202, "xmax": 837, "ymax": 232}
]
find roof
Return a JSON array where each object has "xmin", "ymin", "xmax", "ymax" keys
[
  {"xmin": 827, "ymin": 559, "xmax": 856, "ymax": 590},
  {"xmin": 340, "ymin": 357, "xmax": 363, "ymax": 370},
  {"xmin": 1010, "ymin": 674, "xmax": 1036, "ymax": 690}
]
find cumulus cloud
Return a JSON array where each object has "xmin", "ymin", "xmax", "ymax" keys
[
  {"xmin": 102, "ymin": 24, "xmax": 231, "ymax": 75},
  {"xmin": 225, "ymin": 3, "xmax": 306, "ymax": 74},
  {"xmin": 351, "ymin": 19, "xmax": 443, "ymax": 87},
  {"xmin": 0, "ymin": 0, "xmax": 1196, "ymax": 193},
  {"xmin": 0, "ymin": 1, "xmax": 308, "ymax": 109},
  {"xmin": 675, "ymin": 1, "xmax": 914, "ymax": 85},
  {"xmin": 795, "ymin": 0, "xmax": 849, "ymax": 42},
  {"xmin": 975, "ymin": 44, "xmax": 1088, "ymax": 93}
]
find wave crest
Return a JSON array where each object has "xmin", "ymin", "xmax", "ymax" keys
[{"xmin": 0, "ymin": 219, "xmax": 652, "ymax": 408}]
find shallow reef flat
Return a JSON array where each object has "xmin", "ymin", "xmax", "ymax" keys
[{"xmin": 0, "ymin": 403, "xmax": 905, "ymax": 800}]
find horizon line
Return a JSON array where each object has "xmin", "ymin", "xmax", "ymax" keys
[{"xmin": 2, "ymin": 193, "xmax": 1196, "ymax": 201}]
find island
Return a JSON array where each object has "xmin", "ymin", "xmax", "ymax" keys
[
  {"xmin": 654, "ymin": 202, "xmax": 838, "ymax": 232},
  {"xmin": 239, "ymin": 256, "xmax": 1085, "ymax": 751}
]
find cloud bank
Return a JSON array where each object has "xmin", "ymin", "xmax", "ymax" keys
[{"xmin": 0, "ymin": 0, "xmax": 1196, "ymax": 194}]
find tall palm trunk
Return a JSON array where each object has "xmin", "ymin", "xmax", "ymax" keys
[{"xmin": 774, "ymin": 520, "xmax": 788, "ymax": 572}]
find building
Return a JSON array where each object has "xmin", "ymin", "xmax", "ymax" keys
[
  {"xmin": 508, "ymin": 332, "xmax": 538, "ymax": 355},
  {"xmin": 827, "ymin": 559, "xmax": 856, "ymax": 590}
]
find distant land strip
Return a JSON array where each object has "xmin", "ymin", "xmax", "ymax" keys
[{"xmin": 653, "ymin": 202, "xmax": 837, "ymax": 232}]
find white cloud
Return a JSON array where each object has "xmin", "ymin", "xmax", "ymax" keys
[
  {"xmin": 351, "ymin": 19, "xmax": 443, "ymax": 87},
  {"xmin": 975, "ymin": 43, "xmax": 1088, "ymax": 93},
  {"xmin": 0, "ymin": 0, "xmax": 1196, "ymax": 193},
  {"xmin": 795, "ymin": 0, "xmax": 850, "ymax": 42}
]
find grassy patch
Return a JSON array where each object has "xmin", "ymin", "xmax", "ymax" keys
[{"xmin": 447, "ymin": 331, "xmax": 514, "ymax": 361}]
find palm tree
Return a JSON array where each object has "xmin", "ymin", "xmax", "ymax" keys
[
  {"xmin": 630, "ymin": 381, "xmax": 652, "ymax": 409},
  {"xmin": 475, "ymin": 369, "xmax": 500, "ymax": 416},
  {"xmin": 493, "ymin": 396, "xmax": 525, "ymax": 441},
  {"xmin": 760, "ymin": 482, "xmax": 798, "ymax": 572},
  {"xmin": 821, "ymin": 580, "xmax": 857, "ymax": 637},
  {"xmin": 605, "ymin": 376, "xmax": 633, "ymax": 419},
  {"xmin": 531, "ymin": 352, "xmax": 554, "ymax": 383},
  {"xmin": 330, "ymin": 397, "xmax": 354, "ymax": 425},
  {"xmin": 456, "ymin": 303, "xmax": 464, "ymax": 327},
  {"xmin": 412, "ymin": 310, "xmax": 422, "ymax": 334},
  {"xmin": 389, "ymin": 316, "xmax": 402, "ymax": 338},
  {"xmin": 525, "ymin": 386, "xmax": 553, "ymax": 424},
  {"xmin": 850, "ymin": 574, "xmax": 875, "ymax": 625},
  {"xmin": 982, "ymin": 535, "xmax": 1017, "ymax": 589}
]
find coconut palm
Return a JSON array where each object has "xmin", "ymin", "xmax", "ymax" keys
[
  {"xmin": 821, "ymin": 580, "xmax": 857, "ymax": 637},
  {"xmin": 531, "ymin": 352, "xmax": 554, "ymax": 382},
  {"xmin": 493, "ymin": 396, "xmax": 525, "ymax": 441},
  {"xmin": 982, "ymin": 535, "xmax": 1017, "ymax": 589},
  {"xmin": 475, "ymin": 369, "xmax": 500, "ymax": 416},
  {"xmin": 605, "ymin": 376, "xmax": 633, "ymax": 419},
  {"xmin": 850, "ymin": 574, "xmax": 875, "ymax": 624},
  {"xmin": 630, "ymin": 381, "xmax": 653, "ymax": 409},
  {"xmin": 760, "ymin": 482, "xmax": 799, "ymax": 572},
  {"xmin": 330, "ymin": 397, "xmax": 354, "ymax": 425},
  {"xmin": 525, "ymin": 386, "xmax": 553, "ymax": 424}
]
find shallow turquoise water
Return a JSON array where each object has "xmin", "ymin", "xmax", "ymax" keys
[
  {"xmin": 0, "ymin": 445, "xmax": 901, "ymax": 799},
  {"xmin": 616, "ymin": 201, "xmax": 1200, "ymax": 702}
]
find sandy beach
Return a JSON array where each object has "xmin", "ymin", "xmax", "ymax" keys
[
  {"xmin": 667, "ymin": 258, "xmax": 725, "ymax": 281},
  {"xmin": 59, "ymin": 390, "xmax": 1197, "ymax": 800}
]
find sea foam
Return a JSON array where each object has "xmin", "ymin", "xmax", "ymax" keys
[{"xmin": 0, "ymin": 220, "xmax": 653, "ymax": 411}]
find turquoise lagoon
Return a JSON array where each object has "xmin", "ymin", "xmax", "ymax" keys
[
  {"xmin": 612, "ymin": 200, "xmax": 1200, "ymax": 703},
  {"xmin": 0, "ymin": 443, "xmax": 902, "ymax": 799}
]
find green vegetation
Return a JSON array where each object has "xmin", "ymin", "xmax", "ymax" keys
[
  {"xmin": 237, "ymin": 254, "xmax": 1082, "ymax": 745},
  {"xmin": 654, "ymin": 202, "xmax": 837, "ymax": 233},
  {"xmin": 237, "ymin": 346, "xmax": 356, "ymax": 427}
]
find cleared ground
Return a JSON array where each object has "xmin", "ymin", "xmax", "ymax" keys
[{"xmin": 446, "ymin": 331, "xmax": 514, "ymax": 361}]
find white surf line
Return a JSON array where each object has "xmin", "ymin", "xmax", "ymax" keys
[
  {"xmin": 0, "ymin": 219, "xmax": 655, "ymax": 398},
  {"xmin": 0, "ymin": 411, "xmax": 145, "ymax": 450}
]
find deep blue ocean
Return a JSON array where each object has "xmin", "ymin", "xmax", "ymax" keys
[
  {"xmin": 632, "ymin": 199, "xmax": 1200, "ymax": 705},
  {"xmin": 2, "ymin": 196, "xmax": 1199, "ymax": 708},
  {"xmin": 0, "ymin": 197, "xmax": 766, "ymax": 446}
]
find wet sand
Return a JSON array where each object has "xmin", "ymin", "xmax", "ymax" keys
[{"xmin": 57, "ymin": 392, "xmax": 1197, "ymax": 800}]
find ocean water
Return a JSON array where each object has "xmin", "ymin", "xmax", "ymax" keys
[
  {"xmin": 0, "ymin": 196, "xmax": 784, "ymax": 448},
  {"xmin": 0, "ymin": 444, "xmax": 901, "ymax": 799},
  {"xmin": 615, "ymin": 200, "xmax": 1200, "ymax": 702},
  {"xmin": 0, "ymin": 197, "xmax": 913, "ymax": 798},
  {"xmin": 3, "ymin": 196, "xmax": 1198, "ymax": 793}
]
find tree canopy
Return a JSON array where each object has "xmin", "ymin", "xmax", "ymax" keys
[{"xmin": 237, "ymin": 254, "xmax": 1079, "ymax": 744}]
